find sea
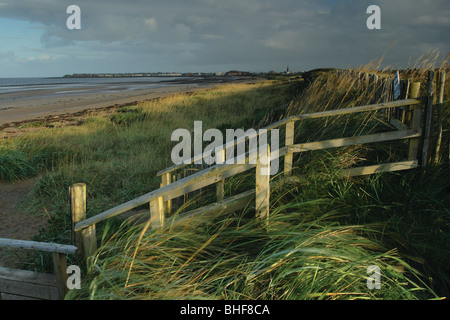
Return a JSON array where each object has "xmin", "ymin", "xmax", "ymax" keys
[{"xmin": 0, "ymin": 76, "xmax": 196, "ymax": 96}]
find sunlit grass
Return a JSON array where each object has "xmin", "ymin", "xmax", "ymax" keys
[
  {"xmin": 0, "ymin": 79, "xmax": 297, "ymax": 263},
  {"xmin": 1, "ymin": 56, "xmax": 448, "ymax": 299},
  {"xmin": 66, "ymin": 171, "xmax": 441, "ymax": 300}
]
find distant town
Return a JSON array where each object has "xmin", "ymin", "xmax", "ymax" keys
[{"xmin": 63, "ymin": 68, "xmax": 296, "ymax": 78}]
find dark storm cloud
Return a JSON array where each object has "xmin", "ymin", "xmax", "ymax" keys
[{"xmin": 0, "ymin": 0, "xmax": 448, "ymax": 75}]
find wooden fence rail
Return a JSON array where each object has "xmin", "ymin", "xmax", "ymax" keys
[{"xmin": 0, "ymin": 239, "xmax": 77, "ymax": 300}]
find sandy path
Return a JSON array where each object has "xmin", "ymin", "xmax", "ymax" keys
[{"xmin": 0, "ymin": 177, "xmax": 47, "ymax": 268}]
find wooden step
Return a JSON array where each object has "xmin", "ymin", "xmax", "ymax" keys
[{"xmin": 0, "ymin": 266, "xmax": 59, "ymax": 300}]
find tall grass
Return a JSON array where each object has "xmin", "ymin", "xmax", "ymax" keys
[
  {"xmin": 66, "ymin": 169, "xmax": 440, "ymax": 300},
  {"xmin": 280, "ymin": 55, "xmax": 449, "ymax": 297},
  {"xmin": 1, "ymin": 57, "xmax": 448, "ymax": 299},
  {"xmin": 0, "ymin": 150, "xmax": 37, "ymax": 182},
  {"xmin": 67, "ymin": 57, "xmax": 447, "ymax": 300},
  {"xmin": 66, "ymin": 57, "xmax": 447, "ymax": 298},
  {"xmin": 0, "ymin": 80, "xmax": 297, "ymax": 267}
]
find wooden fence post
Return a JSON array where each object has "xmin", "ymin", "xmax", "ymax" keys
[
  {"xmin": 407, "ymin": 82, "xmax": 422, "ymax": 161},
  {"xmin": 216, "ymin": 147, "xmax": 226, "ymax": 201},
  {"xmin": 70, "ymin": 183, "xmax": 86, "ymax": 255},
  {"xmin": 404, "ymin": 79, "xmax": 411, "ymax": 99},
  {"xmin": 52, "ymin": 252, "xmax": 68, "ymax": 300},
  {"xmin": 174, "ymin": 172, "xmax": 182, "ymax": 207},
  {"xmin": 406, "ymin": 81, "xmax": 421, "ymax": 125},
  {"xmin": 256, "ymin": 145, "xmax": 270, "ymax": 223},
  {"xmin": 386, "ymin": 78, "xmax": 393, "ymax": 119},
  {"xmin": 284, "ymin": 121, "xmax": 295, "ymax": 176},
  {"xmin": 400, "ymin": 79, "xmax": 411, "ymax": 123},
  {"xmin": 422, "ymin": 70, "xmax": 435, "ymax": 168},
  {"xmin": 161, "ymin": 173, "xmax": 172, "ymax": 215},
  {"xmin": 150, "ymin": 196, "xmax": 164, "ymax": 230},
  {"xmin": 81, "ymin": 225, "xmax": 97, "ymax": 263},
  {"xmin": 70, "ymin": 183, "xmax": 97, "ymax": 263},
  {"xmin": 435, "ymin": 70, "xmax": 446, "ymax": 164}
]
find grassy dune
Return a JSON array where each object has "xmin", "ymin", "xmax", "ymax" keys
[
  {"xmin": 0, "ymin": 65, "xmax": 448, "ymax": 300},
  {"xmin": 0, "ymin": 80, "xmax": 297, "ymax": 265}
]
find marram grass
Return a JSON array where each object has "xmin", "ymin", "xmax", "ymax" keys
[
  {"xmin": 1, "ymin": 58, "xmax": 448, "ymax": 299},
  {"xmin": 67, "ymin": 187, "xmax": 438, "ymax": 300}
]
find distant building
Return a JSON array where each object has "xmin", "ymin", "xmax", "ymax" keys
[{"xmin": 225, "ymin": 70, "xmax": 251, "ymax": 76}]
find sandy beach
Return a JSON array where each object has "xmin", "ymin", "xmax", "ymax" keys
[
  {"xmin": 0, "ymin": 84, "xmax": 203, "ymax": 128},
  {"xmin": 0, "ymin": 77, "xmax": 256, "ymax": 129},
  {"xmin": 0, "ymin": 85, "xmax": 202, "ymax": 127}
]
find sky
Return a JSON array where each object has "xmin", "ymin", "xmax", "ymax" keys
[{"xmin": 0, "ymin": 0, "xmax": 449, "ymax": 77}]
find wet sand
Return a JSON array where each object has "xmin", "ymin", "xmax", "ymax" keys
[
  {"xmin": 0, "ymin": 77, "xmax": 257, "ymax": 128},
  {"xmin": 0, "ymin": 84, "xmax": 208, "ymax": 127}
]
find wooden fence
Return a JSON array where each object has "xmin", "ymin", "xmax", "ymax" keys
[
  {"xmin": 72, "ymin": 70, "xmax": 445, "ymax": 258},
  {"xmin": 0, "ymin": 69, "xmax": 446, "ymax": 299},
  {"xmin": 0, "ymin": 239, "xmax": 77, "ymax": 300}
]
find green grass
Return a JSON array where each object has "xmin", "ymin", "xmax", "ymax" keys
[
  {"xmin": 0, "ymin": 64, "xmax": 448, "ymax": 300},
  {"xmin": 66, "ymin": 166, "xmax": 444, "ymax": 300},
  {"xmin": 17, "ymin": 121, "xmax": 47, "ymax": 129},
  {"xmin": 0, "ymin": 150, "xmax": 37, "ymax": 182},
  {"xmin": 0, "ymin": 80, "xmax": 298, "ymax": 267}
]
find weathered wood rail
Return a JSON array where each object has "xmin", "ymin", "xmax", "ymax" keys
[{"xmin": 0, "ymin": 239, "xmax": 77, "ymax": 300}]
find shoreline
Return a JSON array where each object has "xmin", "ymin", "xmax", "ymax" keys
[{"xmin": 0, "ymin": 77, "xmax": 260, "ymax": 134}]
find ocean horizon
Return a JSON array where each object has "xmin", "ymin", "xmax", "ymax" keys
[{"xmin": 0, "ymin": 76, "xmax": 197, "ymax": 96}]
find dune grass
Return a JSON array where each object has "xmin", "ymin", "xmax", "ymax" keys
[
  {"xmin": 66, "ymin": 197, "xmax": 436, "ymax": 300},
  {"xmin": 0, "ymin": 79, "xmax": 298, "ymax": 267},
  {"xmin": 64, "ymin": 145, "xmax": 448, "ymax": 300},
  {"xmin": 0, "ymin": 58, "xmax": 448, "ymax": 299}
]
